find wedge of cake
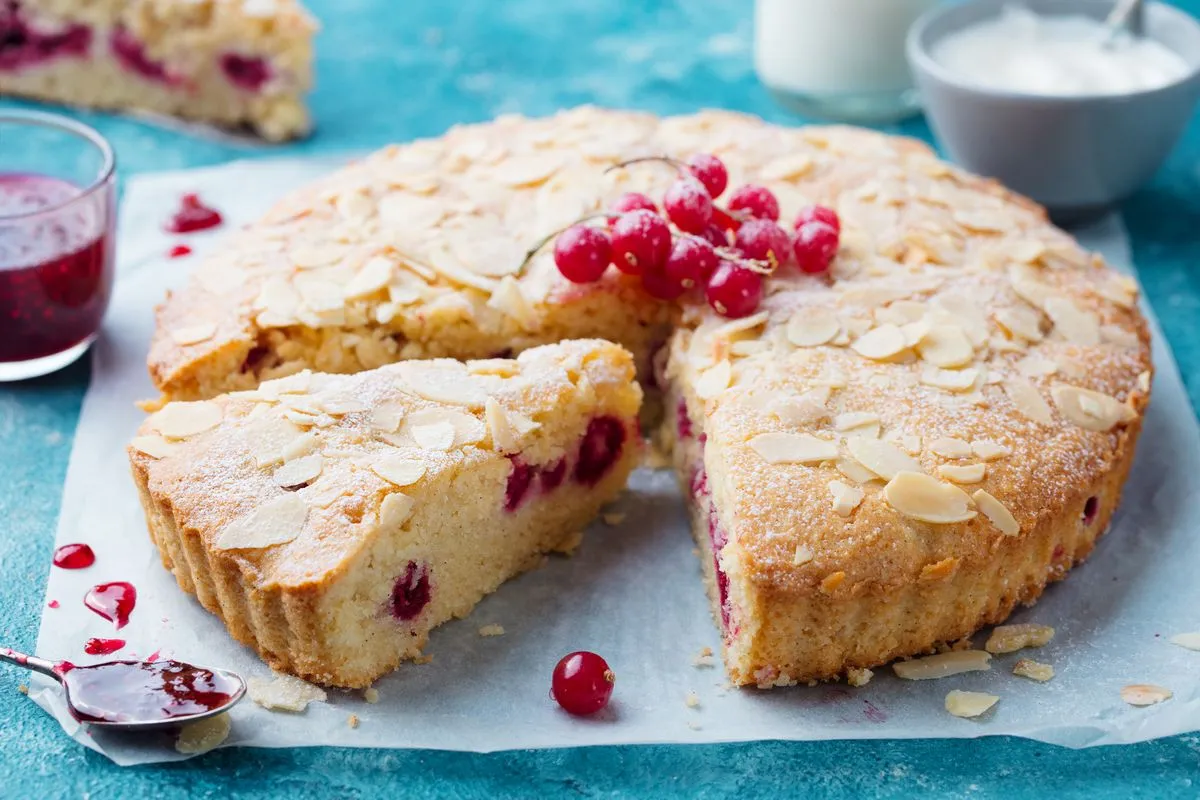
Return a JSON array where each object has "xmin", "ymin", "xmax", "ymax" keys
[
  {"xmin": 0, "ymin": 0, "xmax": 315, "ymax": 141},
  {"xmin": 128, "ymin": 340, "xmax": 642, "ymax": 688}
]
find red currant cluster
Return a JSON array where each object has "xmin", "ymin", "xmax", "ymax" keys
[{"xmin": 544, "ymin": 153, "xmax": 841, "ymax": 318}]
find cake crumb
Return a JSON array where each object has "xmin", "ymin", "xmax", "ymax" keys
[
  {"xmin": 685, "ymin": 690, "xmax": 700, "ymax": 709},
  {"xmin": 692, "ymin": 647, "xmax": 715, "ymax": 668},
  {"xmin": 413, "ymin": 654, "xmax": 434, "ymax": 665},
  {"xmin": 347, "ymin": 714, "xmax": 360, "ymax": 729},
  {"xmin": 478, "ymin": 624, "xmax": 505, "ymax": 637},
  {"xmin": 550, "ymin": 531, "xmax": 583, "ymax": 555},
  {"xmin": 1012, "ymin": 659, "xmax": 1055, "ymax": 682},
  {"xmin": 687, "ymin": 720, "xmax": 702, "ymax": 731},
  {"xmin": 363, "ymin": 687, "xmax": 380, "ymax": 704},
  {"xmin": 847, "ymin": 667, "xmax": 874, "ymax": 687},
  {"xmin": 985, "ymin": 623, "xmax": 1054, "ymax": 654},
  {"xmin": 17, "ymin": 684, "xmax": 28, "ymax": 695},
  {"xmin": 602, "ymin": 512, "xmax": 626, "ymax": 526},
  {"xmin": 175, "ymin": 713, "xmax": 231, "ymax": 755},
  {"xmin": 247, "ymin": 673, "xmax": 326, "ymax": 713}
]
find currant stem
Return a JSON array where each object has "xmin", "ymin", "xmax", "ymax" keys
[{"xmin": 603, "ymin": 155, "xmax": 688, "ymax": 175}]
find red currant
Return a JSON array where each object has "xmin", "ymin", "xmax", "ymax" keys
[
  {"xmin": 705, "ymin": 262, "xmax": 763, "ymax": 318},
  {"xmin": 664, "ymin": 236, "xmax": 719, "ymax": 290},
  {"xmin": 687, "ymin": 153, "xmax": 728, "ymax": 199},
  {"xmin": 792, "ymin": 221, "xmax": 839, "ymax": 274},
  {"xmin": 734, "ymin": 219, "xmax": 791, "ymax": 269},
  {"xmin": 663, "ymin": 178, "xmax": 714, "ymax": 235},
  {"xmin": 642, "ymin": 269, "xmax": 687, "ymax": 301},
  {"xmin": 553, "ymin": 225, "xmax": 612, "ymax": 283},
  {"xmin": 608, "ymin": 192, "xmax": 658, "ymax": 223},
  {"xmin": 727, "ymin": 184, "xmax": 780, "ymax": 222},
  {"xmin": 610, "ymin": 209, "xmax": 672, "ymax": 275},
  {"xmin": 793, "ymin": 204, "xmax": 840, "ymax": 234},
  {"xmin": 551, "ymin": 651, "xmax": 615, "ymax": 716},
  {"xmin": 700, "ymin": 223, "xmax": 730, "ymax": 249},
  {"xmin": 711, "ymin": 206, "xmax": 741, "ymax": 234}
]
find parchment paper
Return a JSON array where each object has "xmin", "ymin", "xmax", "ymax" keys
[{"xmin": 27, "ymin": 159, "xmax": 1200, "ymax": 765}]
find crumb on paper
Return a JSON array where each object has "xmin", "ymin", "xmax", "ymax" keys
[
  {"xmin": 347, "ymin": 714, "xmax": 360, "ymax": 729},
  {"xmin": 685, "ymin": 690, "xmax": 700, "ymax": 709},
  {"xmin": 687, "ymin": 720, "xmax": 702, "ymax": 731},
  {"xmin": 17, "ymin": 684, "xmax": 28, "ymax": 695},
  {"xmin": 692, "ymin": 647, "xmax": 715, "ymax": 668},
  {"xmin": 602, "ymin": 512, "xmax": 626, "ymax": 526},
  {"xmin": 247, "ymin": 673, "xmax": 327, "ymax": 713},
  {"xmin": 1121, "ymin": 684, "xmax": 1172, "ymax": 707},
  {"xmin": 413, "ymin": 654, "xmax": 434, "ymax": 665},
  {"xmin": 550, "ymin": 530, "xmax": 583, "ymax": 555},
  {"xmin": 363, "ymin": 687, "xmax": 380, "ymax": 704},
  {"xmin": 478, "ymin": 624, "xmax": 505, "ymax": 637},
  {"xmin": 945, "ymin": 690, "xmax": 999, "ymax": 719},
  {"xmin": 175, "ymin": 713, "xmax": 231, "ymax": 755},
  {"xmin": 847, "ymin": 667, "xmax": 874, "ymax": 687},
  {"xmin": 1012, "ymin": 659, "xmax": 1055, "ymax": 682},
  {"xmin": 984, "ymin": 623, "xmax": 1055, "ymax": 654}
]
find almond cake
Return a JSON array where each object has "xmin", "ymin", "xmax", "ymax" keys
[
  {"xmin": 138, "ymin": 107, "xmax": 1152, "ymax": 688},
  {"xmin": 129, "ymin": 340, "xmax": 642, "ymax": 688},
  {"xmin": 0, "ymin": 0, "xmax": 314, "ymax": 141}
]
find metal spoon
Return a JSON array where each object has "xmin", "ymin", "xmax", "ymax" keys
[
  {"xmin": 1104, "ymin": 0, "xmax": 1145, "ymax": 42},
  {"xmin": 1, "ymin": 645, "xmax": 245, "ymax": 731}
]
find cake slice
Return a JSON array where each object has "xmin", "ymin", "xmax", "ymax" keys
[
  {"xmin": 128, "ymin": 339, "xmax": 642, "ymax": 688},
  {"xmin": 0, "ymin": 0, "xmax": 315, "ymax": 141}
]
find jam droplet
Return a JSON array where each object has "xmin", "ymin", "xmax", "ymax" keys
[
  {"xmin": 53, "ymin": 543, "xmax": 96, "ymax": 569},
  {"xmin": 168, "ymin": 244, "xmax": 192, "ymax": 258},
  {"xmin": 48, "ymin": 600, "xmax": 60, "ymax": 609},
  {"xmin": 83, "ymin": 638, "xmax": 126, "ymax": 656},
  {"xmin": 165, "ymin": 193, "xmax": 223, "ymax": 234},
  {"xmin": 63, "ymin": 659, "xmax": 238, "ymax": 724},
  {"xmin": 84, "ymin": 582, "xmax": 136, "ymax": 630}
]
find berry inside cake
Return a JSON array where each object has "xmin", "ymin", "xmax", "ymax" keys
[
  {"xmin": 128, "ymin": 340, "xmax": 642, "ymax": 688},
  {"xmin": 0, "ymin": 0, "xmax": 315, "ymax": 141}
]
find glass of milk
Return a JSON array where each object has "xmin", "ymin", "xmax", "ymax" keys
[{"xmin": 755, "ymin": 0, "xmax": 939, "ymax": 122}]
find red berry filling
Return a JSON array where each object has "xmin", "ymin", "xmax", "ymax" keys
[
  {"xmin": 676, "ymin": 399, "xmax": 693, "ymax": 440},
  {"xmin": 539, "ymin": 458, "xmax": 567, "ymax": 492},
  {"xmin": 551, "ymin": 651, "xmax": 615, "ymax": 716},
  {"xmin": 220, "ymin": 52, "xmax": 271, "ymax": 92},
  {"xmin": 691, "ymin": 462, "xmax": 734, "ymax": 636},
  {"xmin": 1083, "ymin": 496, "xmax": 1099, "ymax": 525},
  {"xmin": 389, "ymin": 561, "xmax": 432, "ymax": 621},
  {"xmin": 110, "ymin": 26, "xmax": 180, "ymax": 85},
  {"xmin": 573, "ymin": 416, "xmax": 626, "ymax": 487},
  {"xmin": 0, "ymin": 3, "xmax": 91, "ymax": 71},
  {"xmin": 505, "ymin": 458, "xmax": 535, "ymax": 512}
]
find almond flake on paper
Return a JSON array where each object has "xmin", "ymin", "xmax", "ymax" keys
[
  {"xmin": 893, "ymin": 650, "xmax": 992, "ymax": 680},
  {"xmin": 985, "ymin": 623, "xmax": 1055, "ymax": 654},
  {"xmin": 478, "ymin": 624, "xmax": 505, "ymax": 637},
  {"xmin": 1012, "ymin": 659, "xmax": 1055, "ymax": 682},
  {"xmin": 174, "ymin": 713, "xmax": 232, "ymax": 754},
  {"xmin": 945, "ymin": 690, "xmax": 999, "ymax": 719},
  {"xmin": 247, "ymin": 673, "xmax": 327, "ymax": 712}
]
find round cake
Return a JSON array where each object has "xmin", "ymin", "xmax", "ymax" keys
[{"xmin": 142, "ymin": 107, "xmax": 1152, "ymax": 686}]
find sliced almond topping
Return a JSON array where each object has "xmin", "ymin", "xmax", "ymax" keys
[
  {"xmin": 985, "ymin": 623, "xmax": 1054, "ymax": 654},
  {"xmin": 828, "ymin": 480, "xmax": 865, "ymax": 516},
  {"xmin": 1169, "ymin": 632, "xmax": 1200, "ymax": 651},
  {"xmin": 1004, "ymin": 378, "xmax": 1054, "ymax": 425},
  {"xmin": 487, "ymin": 275, "xmax": 537, "ymax": 330},
  {"xmin": 410, "ymin": 421, "xmax": 457, "ymax": 451},
  {"xmin": 694, "ymin": 360, "xmax": 732, "ymax": 400},
  {"xmin": 1051, "ymin": 384, "xmax": 1136, "ymax": 432},
  {"xmin": 945, "ymin": 690, "xmax": 999, "ymax": 719},
  {"xmin": 836, "ymin": 456, "xmax": 880, "ymax": 485},
  {"xmin": 150, "ymin": 401, "xmax": 223, "ymax": 439},
  {"xmin": 312, "ymin": 393, "xmax": 369, "ymax": 416},
  {"xmin": 281, "ymin": 432, "xmax": 318, "ymax": 463},
  {"xmin": 1121, "ymin": 684, "xmax": 1172, "ymax": 707},
  {"xmin": 372, "ymin": 456, "xmax": 427, "ymax": 487},
  {"xmin": 1096, "ymin": 274, "xmax": 1139, "ymax": 309},
  {"xmin": 396, "ymin": 362, "xmax": 488, "ymax": 408},
  {"xmin": 971, "ymin": 440, "xmax": 1010, "ymax": 461},
  {"xmin": 246, "ymin": 417, "xmax": 306, "ymax": 467},
  {"xmin": 749, "ymin": 432, "xmax": 838, "ymax": 465},
  {"xmin": 884, "ymin": 472, "xmax": 977, "ymax": 524},
  {"xmin": 995, "ymin": 307, "xmax": 1044, "ymax": 342},
  {"xmin": 1138, "ymin": 370, "xmax": 1151, "ymax": 393},
  {"xmin": 370, "ymin": 403, "xmax": 405, "ymax": 433},
  {"xmin": 1015, "ymin": 354, "xmax": 1058, "ymax": 378},
  {"xmin": 1012, "ymin": 659, "xmax": 1055, "ymax": 682},
  {"xmin": 793, "ymin": 544, "xmax": 814, "ymax": 565},
  {"xmin": 760, "ymin": 152, "xmax": 813, "ymax": 181},
  {"xmin": 850, "ymin": 323, "xmax": 909, "ymax": 361},
  {"xmin": 274, "ymin": 454, "xmax": 323, "ymax": 488},
  {"xmin": 343, "ymin": 256, "xmax": 394, "ymax": 300},
  {"xmin": 170, "ymin": 323, "xmax": 218, "ymax": 346},
  {"xmin": 921, "ymin": 366, "xmax": 978, "ymax": 392},
  {"xmin": 258, "ymin": 371, "xmax": 312, "ymax": 400},
  {"xmin": 787, "ymin": 308, "xmax": 839, "ymax": 347},
  {"xmin": 893, "ymin": 650, "xmax": 992, "ymax": 680},
  {"xmin": 130, "ymin": 434, "xmax": 178, "ymax": 459},
  {"xmin": 938, "ymin": 463, "xmax": 986, "ymax": 484},
  {"xmin": 403, "ymin": 408, "xmax": 485, "ymax": 449},
  {"xmin": 900, "ymin": 318, "xmax": 931, "ymax": 347},
  {"xmin": 215, "ymin": 494, "xmax": 308, "ymax": 550},
  {"xmin": 772, "ymin": 394, "xmax": 831, "ymax": 426},
  {"xmin": 916, "ymin": 324, "xmax": 974, "ymax": 368},
  {"xmin": 485, "ymin": 397, "xmax": 538, "ymax": 453},
  {"xmin": 973, "ymin": 490, "xmax": 1019, "ymax": 536},
  {"xmin": 1044, "ymin": 297, "xmax": 1100, "ymax": 347},
  {"xmin": 1100, "ymin": 324, "xmax": 1140, "ymax": 349},
  {"xmin": 928, "ymin": 436, "xmax": 971, "ymax": 458},
  {"xmin": 834, "ymin": 411, "xmax": 880, "ymax": 432},
  {"xmin": 846, "ymin": 437, "xmax": 921, "ymax": 480},
  {"xmin": 491, "ymin": 152, "xmax": 563, "ymax": 187},
  {"xmin": 379, "ymin": 492, "xmax": 416, "ymax": 529}
]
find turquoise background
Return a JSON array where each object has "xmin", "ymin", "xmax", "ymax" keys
[{"xmin": 3, "ymin": 1, "xmax": 1200, "ymax": 796}]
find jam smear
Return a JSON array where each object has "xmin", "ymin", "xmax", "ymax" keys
[
  {"xmin": 110, "ymin": 25, "xmax": 179, "ymax": 85},
  {"xmin": 47, "ymin": 600, "xmax": 59, "ymax": 609},
  {"xmin": 0, "ymin": 173, "xmax": 113, "ymax": 363},
  {"xmin": 573, "ymin": 416, "xmax": 626, "ymax": 486},
  {"xmin": 168, "ymin": 244, "xmax": 192, "ymax": 259},
  {"xmin": 52, "ymin": 543, "xmax": 96, "ymax": 569},
  {"xmin": 63, "ymin": 659, "xmax": 238, "ymax": 724},
  {"xmin": 83, "ymin": 638, "xmax": 126, "ymax": 656},
  {"xmin": 389, "ymin": 561, "xmax": 431, "ymax": 621},
  {"xmin": 220, "ymin": 53, "xmax": 271, "ymax": 92},
  {"xmin": 84, "ymin": 582, "xmax": 136, "ymax": 630},
  {"xmin": 505, "ymin": 458, "xmax": 534, "ymax": 512},
  {"xmin": 165, "ymin": 193, "xmax": 223, "ymax": 233},
  {"xmin": 0, "ymin": 3, "xmax": 92, "ymax": 71}
]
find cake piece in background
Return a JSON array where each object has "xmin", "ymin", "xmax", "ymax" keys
[{"xmin": 0, "ymin": 0, "xmax": 316, "ymax": 141}]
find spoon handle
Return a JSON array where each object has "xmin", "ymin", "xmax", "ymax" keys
[{"xmin": 0, "ymin": 646, "xmax": 63, "ymax": 682}]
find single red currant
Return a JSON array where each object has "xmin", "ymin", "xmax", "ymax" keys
[
  {"xmin": 663, "ymin": 178, "xmax": 714, "ymax": 235},
  {"xmin": 700, "ymin": 223, "xmax": 730, "ymax": 249},
  {"xmin": 553, "ymin": 225, "xmax": 612, "ymax": 283},
  {"xmin": 792, "ymin": 221, "xmax": 839, "ymax": 274},
  {"xmin": 793, "ymin": 204, "xmax": 840, "ymax": 234},
  {"xmin": 610, "ymin": 209, "xmax": 672, "ymax": 275},
  {"xmin": 727, "ymin": 184, "xmax": 780, "ymax": 222},
  {"xmin": 551, "ymin": 651, "xmax": 615, "ymax": 716},
  {"xmin": 734, "ymin": 219, "xmax": 791, "ymax": 269},
  {"xmin": 686, "ymin": 153, "xmax": 728, "ymax": 199},
  {"xmin": 642, "ymin": 269, "xmax": 687, "ymax": 301},
  {"xmin": 608, "ymin": 192, "xmax": 658, "ymax": 223},
  {"xmin": 664, "ymin": 236, "xmax": 719, "ymax": 289},
  {"xmin": 705, "ymin": 262, "xmax": 763, "ymax": 319},
  {"xmin": 711, "ymin": 206, "xmax": 741, "ymax": 234}
]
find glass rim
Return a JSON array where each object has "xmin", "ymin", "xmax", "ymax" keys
[{"xmin": 0, "ymin": 109, "xmax": 117, "ymax": 222}]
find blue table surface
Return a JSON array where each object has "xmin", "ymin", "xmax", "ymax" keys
[{"xmin": 4, "ymin": 1, "xmax": 1200, "ymax": 797}]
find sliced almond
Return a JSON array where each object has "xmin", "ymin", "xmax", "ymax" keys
[
  {"xmin": 938, "ymin": 463, "xmax": 986, "ymax": 484},
  {"xmin": 787, "ymin": 309, "xmax": 839, "ymax": 347},
  {"xmin": 945, "ymin": 690, "xmax": 999, "ymax": 719},
  {"xmin": 487, "ymin": 275, "xmax": 537, "ymax": 330},
  {"xmin": 828, "ymin": 480, "xmax": 865, "ymax": 516},
  {"xmin": 760, "ymin": 152, "xmax": 813, "ymax": 181},
  {"xmin": 1100, "ymin": 324, "xmax": 1141, "ymax": 349},
  {"xmin": 175, "ymin": 712, "xmax": 232, "ymax": 755},
  {"xmin": 1004, "ymin": 378, "xmax": 1054, "ymax": 425},
  {"xmin": 834, "ymin": 412, "xmax": 881, "ymax": 432},
  {"xmin": 749, "ymin": 433, "xmax": 838, "ymax": 465},
  {"xmin": 985, "ymin": 623, "xmax": 1054, "ymax": 654},
  {"xmin": 917, "ymin": 324, "xmax": 974, "ymax": 368},
  {"xmin": 973, "ymin": 489, "xmax": 1020, "ymax": 536},
  {"xmin": 1012, "ymin": 659, "xmax": 1055, "ymax": 682},
  {"xmin": 928, "ymin": 436, "xmax": 972, "ymax": 458},
  {"xmin": 246, "ymin": 416, "xmax": 306, "ymax": 467},
  {"xmin": 971, "ymin": 440, "xmax": 1010, "ymax": 461},
  {"xmin": 170, "ymin": 323, "xmax": 218, "ymax": 346},
  {"xmin": 150, "ymin": 401, "xmax": 223, "ymax": 439},
  {"xmin": 1015, "ymin": 354, "xmax": 1058, "ymax": 378},
  {"xmin": 837, "ymin": 456, "xmax": 881, "ymax": 485},
  {"xmin": 921, "ymin": 366, "xmax": 978, "ymax": 392},
  {"xmin": 410, "ymin": 421, "xmax": 457, "ymax": 451},
  {"xmin": 215, "ymin": 494, "xmax": 307, "ymax": 550},
  {"xmin": 402, "ymin": 408, "xmax": 486, "ymax": 449},
  {"xmin": 772, "ymin": 393, "xmax": 831, "ymax": 426},
  {"xmin": 1051, "ymin": 384, "xmax": 1136, "ymax": 432},
  {"xmin": 1044, "ymin": 297, "xmax": 1100, "ymax": 347},
  {"xmin": 370, "ymin": 402, "xmax": 405, "ymax": 433},
  {"xmin": 491, "ymin": 152, "xmax": 563, "ymax": 187},
  {"xmin": 372, "ymin": 456, "xmax": 427, "ymax": 487},
  {"xmin": 379, "ymin": 492, "xmax": 415, "ymax": 528},
  {"xmin": 850, "ymin": 323, "xmax": 909, "ymax": 361},
  {"xmin": 694, "ymin": 360, "xmax": 732, "ymax": 400},
  {"xmin": 1169, "ymin": 632, "xmax": 1200, "ymax": 651},
  {"xmin": 893, "ymin": 650, "xmax": 992, "ymax": 680},
  {"xmin": 884, "ymin": 472, "xmax": 976, "ymax": 524},
  {"xmin": 793, "ymin": 544, "xmax": 814, "ymax": 565},
  {"xmin": 343, "ymin": 256, "xmax": 394, "ymax": 300},
  {"xmin": 1121, "ymin": 684, "xmax": 1172, "ymax": 707},
  {"xmin": 846, "ymin": 437, "xmax": 921, "ymax": 480},
  {"xmin": 247, "ymin": 673, "xmax": 327, "ymax": 712},
  {"xmin": 130, "ymin": 434, "xmax": 178, "ymax": 459},
  {"xmin": 273, "ymin": 454, "xmax": 323, "ymax": 488},
  {"xmin": 995, "ymin": 307, "xmax": 1044, "ymax": 342},
  {"xmin": 485, "ymin": 397, "xmax": 538, "ymax": 453},
  {"xmin": 396, "ymin": 362, "xmax": 488, "ymax": 408}
]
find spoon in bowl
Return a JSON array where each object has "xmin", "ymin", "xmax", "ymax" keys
[
  {"xmin": 1, "ymin": 645, "xmax": 245, "ymax": 731},
  {"xmin": 1105, "ymin": 0, "xmax": 1145, "ymax": 42}
]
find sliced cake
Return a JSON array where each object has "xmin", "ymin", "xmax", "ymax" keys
[
  {"xmin": 0, "ymin": 0, "xmax": 315, "ymax": 141},
  {"xmin": 128, "ymin": 340, "xmax": 642, "ymax": 688}
]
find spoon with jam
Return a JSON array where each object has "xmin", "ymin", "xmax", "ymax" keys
[{"xmin": 1, "ymin": 645, "xmax": 245, "ymax": 730}]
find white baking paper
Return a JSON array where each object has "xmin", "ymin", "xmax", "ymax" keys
[{"xmin": 27, "ymin": 159, "xmax": 1200, "ymax": 765}]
